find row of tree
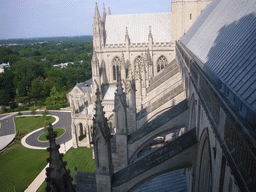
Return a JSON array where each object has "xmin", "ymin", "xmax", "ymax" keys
[{"xmin": 0, "ymin": 37, "xmax": 93, "ymax": 108}]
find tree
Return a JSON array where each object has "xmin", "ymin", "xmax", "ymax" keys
[
  {"xmin": 28, "ymin": 77, "xmax": 44, "ymax": 102},
  {"xmin": 30, "ymin": 107, "xmax": 36, "ymax": 117},
  {"xmin": 17, "ymin": 111, "xmax": 22, "ymax": 117},
  {"xmin": 46, "ymin": 86, "xmax": 64, "ymax": 110},
  {"xmin": 42, "ymin": 109, "xmax": 49, "ymax": 120}
]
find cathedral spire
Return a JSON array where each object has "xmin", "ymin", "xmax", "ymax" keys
[
  {"xmin": 94, "ymin": 2, "xmax": 101, "ymax": 21},
  {"xmin": 102, "ymin": 3, "xmax": 106, "ymax": 22},
  {"xmin": 92, "ymin": 86, "xmax": 110, "ymax": 143},
  {"xmin": 108, "ymin": 7, "xmax": 111, "ymax": 15},
  {"xmin": 45, "ymin": 123, "xmax": 75, "ymax": 192}
]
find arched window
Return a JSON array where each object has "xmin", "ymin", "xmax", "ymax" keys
[
  {"xmin": 134, "ymin": 55, "xmax": 144, "ymax": 73},
  {"xmin": 112, "ymin": 57, "xmax": 121, "ymax": 80},
  {"xmin": 157, "ymin": 56, "xmax": 168, "ymax": 73}
]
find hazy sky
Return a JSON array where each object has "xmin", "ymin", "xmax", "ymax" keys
[{"xmin": 0, "ymin": 0, "xmax": 172, "ymax": 40}]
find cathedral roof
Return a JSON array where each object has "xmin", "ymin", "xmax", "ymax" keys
[
  {"xmin": 105, "ymin": 12, "xmax": 172, "ymax": 45},
  {"xmin": 180, "ymin": 0, "xmax": 256, "ymax": 113}
]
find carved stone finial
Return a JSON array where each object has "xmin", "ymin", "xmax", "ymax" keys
[
  {"xmin": 45, "ymin": 123, "xmax": 75, "ymax": 192},
  {"xmin": 108, "ymin": 7, "xmax": 111, "ymax": 15},
  {"xmin": 94, "ymin": 2, "xmax": 101, "ymax": 20}
]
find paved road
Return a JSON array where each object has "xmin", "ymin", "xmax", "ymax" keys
[
  {"xmin": 23, "ymin": 111, "xmax": 72, "ymax": 147},
  {"xmin": 0, "ymin": 111, "xmax": 72, "ymax": 149},
  {"xmin": 0, "ymin": 113, "xmax": 17, "ymax": 136}
]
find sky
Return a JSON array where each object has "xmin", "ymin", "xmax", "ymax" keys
[{"xmin": 0, "ymin": 0, "xmax": 172, "ymax": 40}]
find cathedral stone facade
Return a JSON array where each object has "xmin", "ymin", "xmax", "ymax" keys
[
  {"xmin": 68, "ymin": 0, "xmax": 256, "ymax": 192},
  {"xmin": 68, "ymin": 0, "xmax": 212, "ymax": 149}
]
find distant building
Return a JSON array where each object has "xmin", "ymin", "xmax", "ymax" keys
[{"xmin": 0, "ymin": 62, "xmax": 10, "ymax": 73}]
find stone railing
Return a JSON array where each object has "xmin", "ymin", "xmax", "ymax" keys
[
  {"xmin": 129, "ymin": 99, "xmax": 188, "ymax": 144},
  {"xmin": 176, "ymin": 40, "xmax": 256, "ymax": 192},
  {"xmin": 112, "ymin": 128, "xmax": 197, "ymax": 187}
]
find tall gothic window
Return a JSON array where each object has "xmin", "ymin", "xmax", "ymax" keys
[
  {"xmin": 157, "ymin": 56, "xmax": 168, "ymax": 73},
  {"xmin": 134, "ymin": 55, "xmax": 143, "ymax": 73},
  {"xmin": 112, "ymin": 57, "xmax": 121, "ymax": 80}
]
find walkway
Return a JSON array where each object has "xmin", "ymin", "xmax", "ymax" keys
[
  {"xmin": 0, "ymin": 112, "xmax": 17, "ymax": 151},
  {"xmin": 0, "ymin": 110, "xmax": 73, "ymax": 192}
]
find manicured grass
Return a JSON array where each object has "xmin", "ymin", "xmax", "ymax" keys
[
  {"xmin": 63, "ymin": 147, "xmax": 96, "ymax": 178},
  {"xmin": 37, "ymin": 147, "xmax": 95, "ymax": 192},
  {"xmin": 14, "ymin": 116, "xmax": 55, "ymax": 135},
  {"xmin": 0, "ymin": 115, "xmax": 56, "ymax": 192},
  {"xmin": 38, "ymin": 128, "xmax": 65, "ymax": 141},
  {"xmin": 0, "ymin": 143, "xmax": 48, "ymax": 192}
]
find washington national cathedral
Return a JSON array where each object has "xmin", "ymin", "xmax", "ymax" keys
[{"xmin": 65, "ymin": 0, "xmax": 256, "ymax": 191}]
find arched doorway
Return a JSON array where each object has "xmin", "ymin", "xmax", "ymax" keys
[{"xmin": 78, "ymin": 123, "xmax": 86, "ymax": 141}]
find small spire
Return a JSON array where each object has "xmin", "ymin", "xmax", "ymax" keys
[
  {"xmin": 116, "ymin": 71, "xmax": 124, "ymax": 95},
  {"xmin": 92, "ymin": 86, "xmax": 110, "ymax": 143},
  {"xmin": 94, "ymin": 2, "xmax": 101, "ymax": 21},
  {"xmin": 45, "ymin": 123, "xmax": 75, "ymax": 192},
  {"xmin": 108, "ymin": 7, "xmax": 111, "ymax": 15},
  {"xmin": 148, "ymin": 25, "xmax": 153, "ymax": 41},
  {"xmin": 125, "ymin": 27, "xmax": 130, "ymax": 42},
  {"xmin": 102, "ymin": 3, "xmax": 106, "ymax": 22}
]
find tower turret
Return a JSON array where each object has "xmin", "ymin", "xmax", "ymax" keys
[{"xmin": 93, "ymin": 3, "xmax": 105, "ymax": 51}]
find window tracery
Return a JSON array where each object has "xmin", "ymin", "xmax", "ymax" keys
[
  {"xmin": 134, "ymin": 55, "xmax": 144, "ymax": 73},
  {"xmin": 157, "ymin": 56, "xmax": 168, "ymax": 73},
  {"xmin": 112, "ymin": 57, "xmax": 121, "ymax": 80}
]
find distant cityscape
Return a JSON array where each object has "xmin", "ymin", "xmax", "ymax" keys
[{"xmin": 0, "ymin": 35, "xmax": 93, "ymax": 47}]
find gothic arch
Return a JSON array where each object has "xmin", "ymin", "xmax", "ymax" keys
[
  {"xmin": 77, "ymin": 122, "xmax": 86, "ymax": 141},
  {"xmin": 134, "ymin": 55, "xmax": 144, "ymax": 73},
  {"xmin": 100, "ymin": 60, "xmax": 108, "ymax": 83},
  {"xmin": 108, "ymin": 114, "xmax": 116, "ymax": 135},
  {"xmin": 112, "ymin": 56, "xmax": 121, "ymax": 80},
  {"xmin": 157, "ymin": 55, "xmax": 168, "ymax": 73},
  {"xmin": 196, "ymin": 128, "xmax": 213, "ymax": 192}
]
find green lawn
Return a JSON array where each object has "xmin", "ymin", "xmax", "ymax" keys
[
  {"xmin": 0, "ymin": 143, "xmax": 48, "ymax": 192},
  {"xmin": 14, "ymin": 116, "xmax": 55, "ymax": 135},
  {"xmin": 0, "ymin": 116, "xmax": 56, "ymax": 192},
  {"xmin": 37, "ymin": 147, "xmax": 95, "ymax": 192},
  {"xmin": 38, "ymin": 128, "xmax": 65, "ymax": 141}
]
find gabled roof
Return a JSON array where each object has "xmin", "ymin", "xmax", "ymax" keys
[
  {"xmin": 180, "ymin": 0, "xmax": 256, "ymax": 112},
  {"xmin": 105, "ymin": 12, "xmax": 172, "ymax": 45}
]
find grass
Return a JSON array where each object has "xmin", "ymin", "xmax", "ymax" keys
[
  {"xmin": 14, "ymin": 116, "xmax": 55, "ymax": 135},
  {"xmin": 0, "ymin": 115, "xmax": 56, "ymax": 192},
  {"xmin": 38, "ymin": 128, "xmax": 65, "ymax": 141},
  {"xmin": 37, "ymin": 147, "xmax": 95, "ymax": 192}
]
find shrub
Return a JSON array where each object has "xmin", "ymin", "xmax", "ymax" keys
[{"xmin": 14, "ymin": 105, "xmax": 29, "ymax": 112}]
